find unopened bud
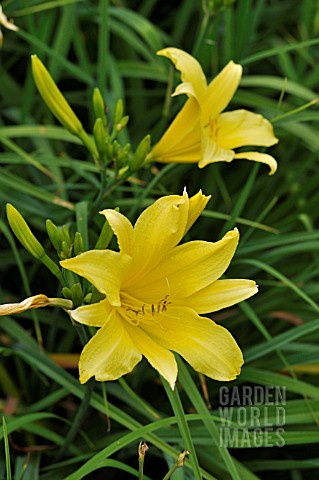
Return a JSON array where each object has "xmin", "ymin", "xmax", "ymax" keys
[
  {"xmin": 61, "ymin": 225, "xmax": 71, "ymax": 247},
  {"xmin": 116, "ymin": 143, "xmax": 131, "ymax": 169},
  {"xmin": 113, "ymin": 140, "xmax": 120, "ymax": 156},
  {"xmin": 73, "ymin": 232, "xmax": 84, "ymax": 256},
  {"xmin": 113, "ymin": 99, "xmax": 124, "ymax": 125},
  {"xmin": 93, "ymin": 88, "xmax": 107, "ymax": 127},
  {"xmin": 62, "ymin": 287, "xmax": 72, "ymax": 299},
  {"xmin": 31, "ymin": 55, "xmax": 83, "ymax": 135},
  {"xmin": 61, "ymin": 240, "xmax": 71, "ymax": 259},
  {"xmin": 71, "ymin": 282, "xmax": 83, "ymax": 308},
  {"xmin": 115, "ymin": 115, "xmax": 129, "ymax": 132},
  {"xmin": 7, "ymin": 204, "xmax": 45, "ymax": 260},
  {"xmin": 130, "ymin": 134, "xmax": 151, "ymax": 172},
  {"xmin": 93, "ymin": 118, "xmax": 108, "ymax": 155},
  {"xmin": 46, "ymin": 219, "xmax": 62, "ymax": 252}
]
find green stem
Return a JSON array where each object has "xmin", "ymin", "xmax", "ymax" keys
[
  {"xmin": 138, "ymin": 456, "xmax": 144, "ymax": 480},
  {"xmin": 161, "ymin": 378, "xmax": 202, "ymax": 480},
  {"xmin": 162, "ymin": 464, "xmax": 178, "ymax": 480}
]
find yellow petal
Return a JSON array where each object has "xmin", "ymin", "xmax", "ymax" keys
[
  {"xmin": 174, "ymin": 279, "xmax": 258, "ymax": 314},
  {"xmin": 144, "ymin": 306, "xmax": 244, "ymax": 381},
  {"xmin": 202, "ymin": 61, "xmax": 242, "ymax": 122},
  {"xmin": 79, "ymin": 312, "xmax": 142, "ymax": 383},
  {"xmin": 158, "ymin": 47, "xmax": 207, "ymax": 102},
  {"xmin": 126, "ymin": 192, "xmax": 190, "ymax": 284},
  {"xmin": 61, "ymin": 250, "xmax": 132, "ymax": 306},
  {"xmin": 234, "ymin": 151, "xmax": 277, "ymax": 175},
  {"xmin": 100, "ymin": 209, "xmax": 134, "ymax": 255},
  {"xmin": 183, "ymin": 190, "xmax": 211, "ymax": 235},
  {"xmin": 127, "ymin": 229, "xmax": 239, "ymax": 300},
  {"xmin": 150, "ymin": 98, "xmax": 201, "ymax": 164},
  {"xmin": 218, "ymin": 110, "xmax": 279, "ymax": 149},
  {"xmin": 199, "ymin": 129, "xmax": 234, "ymax": 168},
  {"xmin": 125, "ymin": 322, "xmax": 178, "ymax": 389},
  {"xmin": 70, "ymin": 298, "xmax": 113, "ymax": 327}
]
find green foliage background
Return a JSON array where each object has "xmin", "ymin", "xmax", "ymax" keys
[{"xmin": 1, "ymin": 0, "xmax": 319, "ymax": 479}]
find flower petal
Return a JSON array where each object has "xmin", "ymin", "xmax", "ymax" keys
[
  {"xmin": 218, "ymin": 110, "xmax": 278, "ymax": 149},
  {"xmin": 150, "ymin": 98, "xmax": 201, "ymax": 164},
  {"xmin": 234, "ymin": 151, "xmax": 278, "ymax": 175},
  {"xmin": 61, "ymin": 250, "xmax": 132, "ymax": 306},
  {"xmin": 79, "ymin": 311, "xmax": 142, "ymax": 383},
  {"xmin": 202, "ymin": 61, "xmax": 242, "ymax": 121},
  {"xmin": 144, "ymin": 306, "xmax": 244, "ymax": 381},
  {"xmin": 70, "ymin": 298, "xmax": 113, "ymax": 327},
  {"xmin": 174, "ymin": 279, "xmax": 258, "ymax": 314},
  {"xmin": 125, "ymin": 322, "xmax": 178, "ymax": 388},
  {"xmin": 100, "ymin": 209, "xmax": 134, "ymax": 255},
  {"xmin": 127, "ymin": 228, "xmax": 239, "ymax": 300},
  {"xmin": 126, "ymin": 192, "xmax": 190, "ymax": 284},
  {"xmin": 183, "ymin": 190, "xmax": 211, "ymax": 236},
  {"xmin": 158, "ymin": 47, "xmax": 207, "ymax": 102},
  {"xmin": 199, "ymin": 129, "xmax": 234, "ymax": 168}
]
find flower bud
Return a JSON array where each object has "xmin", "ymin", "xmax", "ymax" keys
[
  {"xmin": 93, "ymin": 118, "xmax": 108, "ymax": 155},
  {"xmin": 62, "ymin": 287, "xmax": 72, "ymax": 299},
  {"xmin": 31, "ymin": 55, "xmax": 83, "ymax": 136},
  {"xmin": 113, "ymin": 99, "xmax": 124, "ymax": 125},
  {"xmin": 71, "ymin": 282, "xmax": 83, "ymax": 308},
  {"xmin": 115, "ymin": 115, "xmax": 129, "ymax": 133},
  {"xmin": 130, "ymin": 134, "xmax": 151, "ymax": 172},
  {"xmin": 73, "ymin": 232, "xmax": 84, "ymax": 256},
  {"xmin": 61, "ymin": 225, "xmax": 71, "ymax": 247},
  {"xmin": 46, "ymin": 219, "xmax": 62, "ymax": 252},
  {"xmin": 61, "ymin": 240, "xmax": 71, "ymax": 259},
  {"xmin": 93, "ymin": 88, "xmax": 107, "ymax": 127},
  {"xmin": 7, "ymin": 204, "xmax": 45, "ymax": 260}
]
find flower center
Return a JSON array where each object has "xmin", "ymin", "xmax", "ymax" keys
[
  {"xmin": 208, "ymin": 115, "xmax": 220, "ymax": 140},
  {"xmin": 119, "ymin": 292, "xmax": 171, "ymax": 327}
]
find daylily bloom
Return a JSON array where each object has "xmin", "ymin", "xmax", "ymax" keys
[
  {"xmin": 150, "ymin": 48, "xmax": 278, "ymax": 174},
  {"xmin": 61, "ymin": 191, "xmax": 258, "ymax": 388}
]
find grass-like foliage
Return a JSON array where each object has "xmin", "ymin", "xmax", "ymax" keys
[{"xmin": 1, "ymin": 0, "xmax": 319, "ymax": 479}]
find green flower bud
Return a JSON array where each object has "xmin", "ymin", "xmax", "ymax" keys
[
  {"xmin": 7, "ymin": 204, "xmax": 45, "ymax": 260},
  {"xmin": 31, "ymin": 55, "xmax": 83, "ymax": 136},
  {"xmin": 113, "ymin": 99, "xmax": 124, "ymax": 125},
  {"xmin": 130, "ymin": 134, "xmax": 151, "ymax": 172},
  {"xmin": 93, "ymin": 88, "xmax": 107, "ymax": 127},
  {"xmin": 61, "ymin": 240, "xmax": 71, "ymax": 259},
  {"xmin": 62, "ymin": 287, "xmax": 72, "ymax": 299},
  {"xmin": 113, "ymin": 140, "xmax": 120, "ymax": 156},
  {"xmin": 7, "ymin": 204, "xmax": 63, "ymax": 282},
  {"xmin": 93, "ymin": 118, "xmax": 108, "ymax": 155},
  {"xmin": 115, "ymin": 115, "xmax": 129, "ymax": 133},
  {"xmin": 71, "ymin": 282, "xmax": 83, "ymax": 308},
  {"xmin": 116, "ymin": 143, "xmax": 131, "ymax": 169},
  {"xmin": 61, "ymin": 225, "xmax": 71, "ymax": 247},
  {"xmin": 73, "ymin": 231, "xmax": 84, "ymax": 256},
  {"xmin": 46, "ymin": 219, "xmax": 62, "ymax": 252}
]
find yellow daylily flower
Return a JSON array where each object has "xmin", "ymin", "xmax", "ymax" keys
[
  {"xmin": 150, "ymin": 48, "xmax": 278, "ymax": 174},
  {"xmin": 61, "ymin": 191, "xmax": 258, "ymax": 388}
]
